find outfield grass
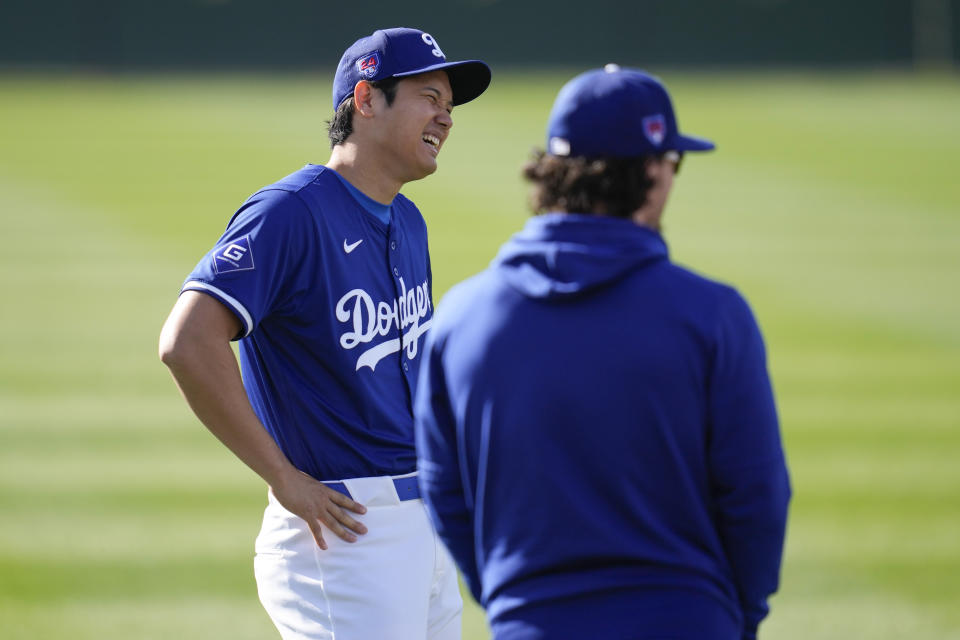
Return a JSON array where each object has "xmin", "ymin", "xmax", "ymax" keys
[{"xmin": 1, "ymin": 70, "xmax": 958, "ymax": 639}]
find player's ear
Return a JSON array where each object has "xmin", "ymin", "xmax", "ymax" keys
[
  {"xmin": 645, "ymin": 155, "xmax": 669, "ymax": 182},
  {"xmin": 644, "ymin": 156, "xmax": 661, "ymax": 180},
  {"xmin": 353, "ymin": 81, "xmax": 376, "ymax": 118}
]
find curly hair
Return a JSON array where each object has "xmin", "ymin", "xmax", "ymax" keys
[
  {"xmin": 522, "ymin": 151, "xmax": 657, "ymax": 218},
  {"xmin": 326, "ymin": 76, "xmax": 401, "ymax": 148}
]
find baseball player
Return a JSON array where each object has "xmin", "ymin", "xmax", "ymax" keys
[
  {"xmin": 414, "ymin": 66, "xmax": 791, "ymax": 640},
  {"xmin": 158, "ymin": 28, "xmax": 490, "ymax": 640}
]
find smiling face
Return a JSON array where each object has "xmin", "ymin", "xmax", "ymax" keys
[{"xmin": 367, "ymin": 70, "xmax": 454, "ymax": 184}]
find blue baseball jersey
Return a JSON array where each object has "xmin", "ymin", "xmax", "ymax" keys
[{"xmin": 183, "ymin": 164, "xmax": 433, "ymax": 481}]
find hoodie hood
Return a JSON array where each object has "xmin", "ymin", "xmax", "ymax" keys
[{"xmin": 492, "ymin": 213, "xmax": 669, "ymax": 300}]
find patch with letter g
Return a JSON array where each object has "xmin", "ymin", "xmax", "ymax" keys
[{"xmin": 213, "ymin": 235, "xmax": 255, "ymax": 273}]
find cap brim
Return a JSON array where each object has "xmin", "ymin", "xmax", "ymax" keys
[
  {"xmin": 392, "ymin": 60, "xmax": 491, "ymax": 106},
  {"xmin": 672, "ymin": 133, "xmax": 715, "ymax": 152}
]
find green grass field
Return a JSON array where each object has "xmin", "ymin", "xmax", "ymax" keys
[{"xmin": 1, "ymin": 70, "xmax": 958, "ymax": 639}]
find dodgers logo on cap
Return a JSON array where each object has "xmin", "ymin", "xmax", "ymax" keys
[
  {"xmin": 333, "ymin": 28, "xmax": 491, "ymax": 110},
  {"xmin": 356, "ymin": 52, "xmax": 381, "ymax": 79},
  {"xmin": 642, "ymin": 114, "xmax": 666, "ymax": 147}
]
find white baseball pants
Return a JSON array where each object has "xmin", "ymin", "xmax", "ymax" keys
[{"xmin": 254, "ymin": 473, "xmax": 463, "ymax": 640}]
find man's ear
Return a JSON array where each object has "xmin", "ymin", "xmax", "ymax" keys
[
  {"xmin": 353, "ymin": 81, "xmax": 375, "ymax": 117},
  {"xmin": 645, "ymin": 156, "xmax": 662, "ymax": 180},
  {"xmin": 647, "ymin": 155, "xmax": 675, "ymax": 184}
]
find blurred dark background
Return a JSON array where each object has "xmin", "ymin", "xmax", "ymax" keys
[{"xmin": 2, "ymin": 0, "xmax": 957, "ymax": 70}]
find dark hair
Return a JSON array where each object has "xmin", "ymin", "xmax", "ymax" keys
[
  {"xmin": 327, "ymin": 76, "xmax": 401, "ymax": 148},
  {"xmin": 522, "ymin": 151, "xmax": 657, "ymax": 218}
]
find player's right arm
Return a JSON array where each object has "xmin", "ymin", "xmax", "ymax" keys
[{"xmin": 158, "ymin": 290, "xmax": 368, "ymax": 550}]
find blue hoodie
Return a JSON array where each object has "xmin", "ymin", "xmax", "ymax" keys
[{"xmin": 415, "ymin": 213, "xmax": 790, "ymax": 640}]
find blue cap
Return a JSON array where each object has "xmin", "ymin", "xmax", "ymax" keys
[
  {"xmin": 332, "ymin": 27, "xmax": 491, "ymax": 110},
  {"xmin": 546, "ymin": 65, "xmax": 715, "ymax": 158}
]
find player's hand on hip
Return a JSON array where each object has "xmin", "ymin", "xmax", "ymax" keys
[{"xmin": 270, "ymin": 469, "xmax": 368, "ymax": 550}]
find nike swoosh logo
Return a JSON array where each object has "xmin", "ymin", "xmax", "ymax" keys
[{"xmin": 343, "ymin": 238, "xmax": 363, "ymax": 254}]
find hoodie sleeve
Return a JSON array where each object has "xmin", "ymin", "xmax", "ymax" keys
[
  {"xmin": 414, "ymin": 328, "xmax": 482, "ymax": 602},
  {"xmin": 707, "ymin": 290, "xmax": 791, "ymax": 640}
]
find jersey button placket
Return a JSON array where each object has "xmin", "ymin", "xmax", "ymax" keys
[
  {"xmin": 402, "ymin": 361, "xmax": 409, "ymax": 372},
  {"xmin": 393, "ymin": 266, "xmax": 400, "ymax": 277}
]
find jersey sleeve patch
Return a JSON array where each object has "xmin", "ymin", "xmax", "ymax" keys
[{"xmin": 213, "ymin": 235, "xmax": 255, "ymax": 274}]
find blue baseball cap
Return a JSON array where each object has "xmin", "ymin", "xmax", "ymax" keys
[
  {"xmin": 546, "ymin": 65, "xmax": 715, "ymax": 158},
  {"xmin": 332, "ymin": 27, "xmax": 491, "ymax": 110}
]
